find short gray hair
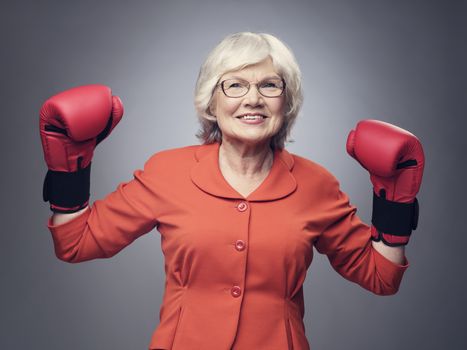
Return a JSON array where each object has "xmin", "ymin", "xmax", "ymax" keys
[{"xmin": 194, "ymin": 32, "xmax": 303, "ymax": 150}]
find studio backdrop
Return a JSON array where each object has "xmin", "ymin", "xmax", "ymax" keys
[{"xmin": 1, "ymin": 0, "xmax": 465, "ymax": 349}]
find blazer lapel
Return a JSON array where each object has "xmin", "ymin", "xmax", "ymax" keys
[{"xmin": 190, "ymin": 142, "xmax": 297, "ymax": 201}]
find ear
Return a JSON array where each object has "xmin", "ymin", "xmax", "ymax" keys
[{"xmin": 204, "ymin": 114, "xmax": 217, "ymax": 122}]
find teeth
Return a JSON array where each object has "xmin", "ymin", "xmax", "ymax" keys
[{"xmin": 241, "ymin": 115, "xmax": 264, "ymax": 120}]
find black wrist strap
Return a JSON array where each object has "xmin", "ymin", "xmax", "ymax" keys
[
  {"xmin": 371, "ymin": 190, "xmax": 419, "ymax": 237},
  {"xmin": 43, "ymin": 161, "xmax": 91, "ymax": 213}
]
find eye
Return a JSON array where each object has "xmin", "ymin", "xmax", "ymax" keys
[
  {"xmin": 262, "ymin": 82, "xmax": 278, "ymax": 88},
  {"xmin": 261, "ymin": 79, "xmax": 283, "ymax": 89},
  {"xmin": 223, "ymin": 79, "xmax": 247, "ymax": 89}
]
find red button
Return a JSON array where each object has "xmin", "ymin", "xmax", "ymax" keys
[
  {"xmin": 237, "ymin": 202, "xmax": 248, "ymax": 212},
  {"xmin": 231, "ymin": 285, "xmax": 242, "ymax": 297},
  {"xmin": 235, "ymin": 240, "xmax": 246, "ymax": 251}
]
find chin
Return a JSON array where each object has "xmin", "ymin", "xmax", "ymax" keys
[{"xmin": 235, "ymin": 135, "xmax": 272, "ymax": 146}]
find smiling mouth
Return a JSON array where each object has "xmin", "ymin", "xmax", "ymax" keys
[{"xmin": 236, "ymin": 115, "xmax": 267, "ymax": 120}]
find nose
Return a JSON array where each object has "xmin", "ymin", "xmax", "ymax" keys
[{"xmin": 242, "ymin": 84, "xmax": 264, "ymax": 107}]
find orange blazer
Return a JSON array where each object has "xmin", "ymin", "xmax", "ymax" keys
[{"xmin": 47, "ymin": 141, "xmax": 409, "ymax": 350}]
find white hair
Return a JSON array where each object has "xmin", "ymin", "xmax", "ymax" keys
[{"xmin": 194, "ymin": 31, "xmax": 303, "ymax": 150}]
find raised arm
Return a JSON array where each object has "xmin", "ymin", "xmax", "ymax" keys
[
  {"xmin": 40, "ymin": 84, "xmax": 153, "ymax": 262},
  {"xmin": 314, "ymin": 120, "xmax": 424, "ymax": 295}
]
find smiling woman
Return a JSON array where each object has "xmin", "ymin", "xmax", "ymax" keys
[
  {"xmin": 210, "ymin": 57, "xmax": 285, "ymax": 147},
  {"xmin": 42, "ymin": 31, "xmax": 423, "ymax": 350},
  {"xmin": 194, "ymin": 32, "xmax": 303, "ymax": 151}
]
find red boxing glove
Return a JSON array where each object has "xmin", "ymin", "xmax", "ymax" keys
[
  {"xmin": 346, "ymin": 119, "xmax": 425, "ymax": 246},
  {"xmin": 40, "ymin": 84, "xmax": 123, "ymax": 213}
]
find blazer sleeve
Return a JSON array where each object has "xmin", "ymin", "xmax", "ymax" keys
[
  {"xmin": 313, "ymin": 175, "xmax": 409, "ymax": 295},
  {"xmin": 46, "ymin": 153, "xmax": 165, "ymax": 263}
]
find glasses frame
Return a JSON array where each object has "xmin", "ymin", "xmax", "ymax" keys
[{"xmin": 217, "ymin": 77, "xmax": 286, "ymax": 98}]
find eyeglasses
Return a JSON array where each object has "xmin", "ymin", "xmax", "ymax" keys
[{"xmin": 217, "ymin": 77, "xmax": 286, "ymax": 98}]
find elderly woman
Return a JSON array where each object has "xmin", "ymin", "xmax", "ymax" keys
[{"xmin": 40, "ymin": 32, "xmax": 424, "ymax": 350}]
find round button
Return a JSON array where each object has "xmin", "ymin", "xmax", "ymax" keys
[
  {"xmin": 235, "ymin": 240, "xmax": 246, "ymax": 251},
  {"xmin": 237, "ymin": 202, "xmax": 248, "ymax": 212},
  {"xmin": 231, "ymin": 285, "xmax": 242, "ymax": 297}
]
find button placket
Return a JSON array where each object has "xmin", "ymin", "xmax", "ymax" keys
[{"xmin": 231, "ymin": 201, "xmax": 248, "ymax": 299}]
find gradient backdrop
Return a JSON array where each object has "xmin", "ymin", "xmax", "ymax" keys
[{"xmin": 1, "ymin": 0, "xmax": 466, "ymax": 349}]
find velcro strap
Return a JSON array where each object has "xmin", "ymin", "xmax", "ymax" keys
[
  {"xmin": 43, "ymin": 162, "xmax": 91, "ymax": 212},
  {"xmin": 371, "ymin": 191, "xmax": 419, "ymax": 236}
]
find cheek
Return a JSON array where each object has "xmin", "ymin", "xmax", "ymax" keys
[
  {"xmin": 219, "ymin": 99, "xmax": 241, "ymax": 115},
  {"xmin": 271, "ymin": 98, "xmax": 286, "ymax": 114}
]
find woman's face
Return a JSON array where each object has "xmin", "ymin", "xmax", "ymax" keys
[{"xmin": 209, "ymin": 57, "xmax": 286, "ymax": 148}]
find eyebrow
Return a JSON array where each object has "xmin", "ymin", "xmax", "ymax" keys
[{"xmin": 224, "ymin": 74, "xmax": 281, "ymax": 80}]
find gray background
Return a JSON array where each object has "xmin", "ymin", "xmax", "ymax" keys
[{"xmin": 1, "ymin": 0, "xmax": 465, "ymax": 349}]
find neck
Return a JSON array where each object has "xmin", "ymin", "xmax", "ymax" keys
[{"xmin": 218, "ymin": 138, "xmax": 273, "ymax": 178}]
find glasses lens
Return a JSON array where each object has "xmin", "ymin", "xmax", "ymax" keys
[
  {"xmin": 259, "ymin": 78, "xmax": 284, "ymax": 97},
  {"xmin": 222, "ymin": 79, "xmax": 249, "ymax": 97}
]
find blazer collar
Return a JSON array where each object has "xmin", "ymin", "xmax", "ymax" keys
[{"xmin": 190, "ymin": 142, "xmax": 297, "ymax": 201}]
